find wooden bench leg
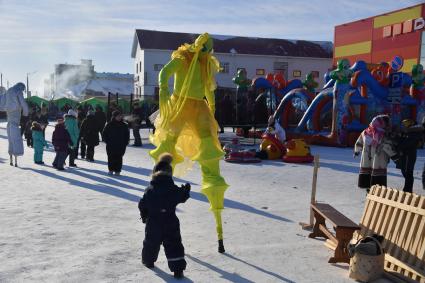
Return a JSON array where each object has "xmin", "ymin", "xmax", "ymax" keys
[
  {"xmin": 328, "ymin": 228, "xmax": 355, "ymax": 264},
  {"xmin": 308, "ymin": 212, "xmax": 328, "ymax": 239}
]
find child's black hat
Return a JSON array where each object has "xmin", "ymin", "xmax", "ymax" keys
[{"xmin": 153, "ymin": 153, "xmax": 173, "ymax": 176}]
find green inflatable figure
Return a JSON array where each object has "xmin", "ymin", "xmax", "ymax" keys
[
  {"xmin": 232, "ymin": 69, "xmax": 251, "ymax": 92},
  {"xmin": 411, "ymin": 64, "xmax": 425, "ymax": 124},
  {"xmin": 232, "ymin": 69, "xmax": 251, "ymax": 123},
  {"xmin": 412, "ymin": 64, "xmax": 424, "ymax": 88},
  {"xmin": 303, "ymin": 72, "xmax": 319, "ymax": 93},
  {"xmin": 330, "ymin": 59, "xmax": 353, "ymax": 84}
]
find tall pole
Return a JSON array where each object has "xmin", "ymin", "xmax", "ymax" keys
[
  {"xmin": 26, "ymin": 73, "xmax": 29, "ymax": 98},
  {"xmin": 299, "ymin": 155, "xmax": 320, "ymax": 230},
  {"xmin": 1, "ymin": 73, "xmax": 3, "ymax": 88}
]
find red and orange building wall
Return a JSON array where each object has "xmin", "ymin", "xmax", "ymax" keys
[{"xmin": 334, "ymin": 4, "xmax": 425, "ymax": 72}]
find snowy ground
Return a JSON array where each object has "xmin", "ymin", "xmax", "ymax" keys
[{"xmin": 0, "ymin": 120, "xmax": 423, "ymax": 283}]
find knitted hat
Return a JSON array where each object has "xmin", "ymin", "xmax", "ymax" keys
[
  {"xmin": 67, "ymin": 109, "xmax": 77, "ymax": 117},
  {"xmin": 112, "ymin": 110, "xmax": 121, "ymax": 118},
  {"xmin": 153, "ymin": 153, "xmax": 173, "ymax": 176}
]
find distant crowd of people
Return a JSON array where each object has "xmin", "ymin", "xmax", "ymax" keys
[
  {"xmin": 354, "ymin": 114, "xmax": 425, "ymax": 193},
  {"xmin": 215, "ymin": 89, "xmax": 270, "ymax": 134},
  {"xmin": 21, "ymin": 101, "xmax": 157, "ymax": 175}
]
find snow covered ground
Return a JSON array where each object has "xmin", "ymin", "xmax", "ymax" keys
[{"xmin": 0, "ymin": 120, "xmax": 423, "ymax": 282}]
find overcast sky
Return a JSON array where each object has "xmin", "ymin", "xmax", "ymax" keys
[{"xmin": 0, "ymin": 0, "xmax": 423, "ymax": 95}]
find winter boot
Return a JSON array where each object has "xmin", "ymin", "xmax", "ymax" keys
[
  {"xmin": 143, "ymin": 262, "xmax": 154, "ymax": 269},
  {"xmin": 174, "ymin": 270, "xmax": 184, "ymax": 279}
]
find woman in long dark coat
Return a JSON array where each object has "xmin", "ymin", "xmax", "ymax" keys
[
  {"xmin": 102, "ymin": 111, "xmax": 130, "ymax": 175},
  {"xmin": 80, "ymin": 110, "xmax": 100, "ymax": 162}
]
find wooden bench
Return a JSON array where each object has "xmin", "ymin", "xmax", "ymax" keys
[{"xmin": 308, "ymin": 202, "xmax": 360, "ymax": 263}]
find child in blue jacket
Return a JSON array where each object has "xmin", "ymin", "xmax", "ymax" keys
[{"xmin": 31, "ymin": 121, "xmax": 48, "ymax": 164}]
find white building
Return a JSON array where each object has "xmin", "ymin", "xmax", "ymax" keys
[
  {"xmin": 131, "ymin": 29, "xmax": 333, "ymax": 99},
  {"xmin": 44, "ymin": 59, "xmax": 133, "ymax": 100}
]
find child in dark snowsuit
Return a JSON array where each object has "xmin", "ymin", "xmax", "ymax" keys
[
  {"xmin": 52, "ymin": 118, "xmax": 72, "ymax": 170},
  {"xmin": 138, "ymin": 153, "xmax": 190, "ymax": 279},
  {"xmin": 31, "ymin": 121, "xmax": 48, "ymax": 164}
]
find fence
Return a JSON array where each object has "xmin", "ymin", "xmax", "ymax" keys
[{"xmin": 356, "ymin": 186, "xmax": 425, "ymax": 282}]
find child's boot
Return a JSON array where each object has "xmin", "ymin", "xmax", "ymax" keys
[
  {"xmin": 174, "ymin": 270, "xmax": 184, "ymax": 279},
  {"xmin": 143, "ymin": 262, "xmax": 154, "ymax": 269}
]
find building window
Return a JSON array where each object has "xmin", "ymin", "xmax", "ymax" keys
[
  {"xmin": 274, "ymin": 62, "xmax": 288, "ymax": 80},
  {"xmin": 136, "ymin": 63, "xmax": 138, "ymax": 74},
  {"xmin": 154, "ymin": 64, "xmax": 164, "ymax": 71},
  {"xmin": 256, "ymin": 69, "xmax": 265, "ymax": 76},
  {"xmin": 220, "ymin": 62, "xmax": 229, "ymax": 73},
  {"xmin": 311, "ymin": 71, "xmax": 319, "ymax": 78},
  {"xmin": 139, "ymin": 61, "xmax": 142, "ymax": 72},
  {"xmin": 293, "ymin": 70, "xmax": 301, "ymax": 77}
]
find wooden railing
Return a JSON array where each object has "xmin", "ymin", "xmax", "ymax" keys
[{"xmin": 356, "ymin": 186, "xmax": 425, "ymax": 282}]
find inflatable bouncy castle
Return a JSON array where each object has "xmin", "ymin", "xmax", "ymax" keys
[
  {"xmin": 283, "ymin": 139, "xmax": 314, "ymax": 163},
  {"xmin": 255, "ymin": 57, "xmax": 423, "ymax": 147}
]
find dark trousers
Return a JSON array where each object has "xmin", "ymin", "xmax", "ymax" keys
[
  {"xmin": 422, "ymin": 163, "xmax": 425, "ymax": 189},
  {"xmin": 26, "ymin": 135, "xmax": 33, "ymax": 147},
  {"xmin": 75, "ymin": 137, "xmax": 86, "ymax": 158},
  {"xmin": 53, "ymin": 151, "xmax": 68, "ymax": 169},
  {"xmin": 86, "ymin": 145, "xmax": 95, "ymax": 160},
  {"xmin": 107, "ymin": 152, "xmax": 123, "ymax": 172},
  {"xmin": 142, "ymin": 218, "xmax": 186, "ymax": 272},
  {"xmin": 133, "ymin": 126, "xmax": 142, "ymax": 146},
  {"xmin": 401, "ymin": 153, "xmax": 416, "ymax": 193},
  {"xmin": 68, "ymin": 147, "xmax": 76, "ymax": 166}
]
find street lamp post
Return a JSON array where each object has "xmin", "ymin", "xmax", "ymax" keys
[{"xmin": 26, "ymin": 71, "xmax": 37, "ymax": 98}]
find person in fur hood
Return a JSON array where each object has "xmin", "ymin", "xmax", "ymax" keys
[
  {"xmin": 354, "ymin": 115, "xmax": 399, "ymax": 189},
  {"xmin": 138, "ymin": 153, "xmax": 191, "ymax": 279}
]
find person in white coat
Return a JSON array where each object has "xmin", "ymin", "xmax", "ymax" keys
[
  {"xmin": 0, "ymin": 83, "xmax": 29, "ymax": 166},
  {"xmin": 354, "ymin": 115, "xmax": 397, "ymax": 189}
]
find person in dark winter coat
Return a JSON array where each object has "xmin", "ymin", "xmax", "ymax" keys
[
  {"xmin": 422, "ymin": 117, "xmax": 425, "ymax": 190},
  {"xmin": 396, "ymin": 119, "xmax": 424, "ymax": 193},
  {"xmin": 131, "ymin": 103, "xmax": 143, "ymax": 146},
  {"xmin": 39, "ymin": 103, "xmax": 49, "ymax": 137},
  {"xmin": 102, "ymin": 111, "xmax": 130, "ymax": 175},
  {"xmin": 24, "ymin": 118, "xmax": 33, "ymax": 147},
  {"xmin": 52, "ymin": 118, "xmax": 72, "ymax": 170},
  {"xmin": 219, "ymin": 94, "xmax": 234, "ymax": 133},
  {"xmin": 138, "ymin": 153, "xmax": 190, "ymax": 279},
  {"xmin": 94, "ymin": 106, "xmax": 107, "ymax": 140},
  {"xmin": 80, "ymin": 110, "xmax": 99, "ymax": 161},
  {"xmin": 31, "ymin": 121, "xmax": 48, "ymax": 164},
  {"xmin": 76, "ymin": 106, "xmax": 87, "ymax": 159},
  {"xmin": 64, "ymin": 110, "xmax": 79, "ymax": 167}
]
